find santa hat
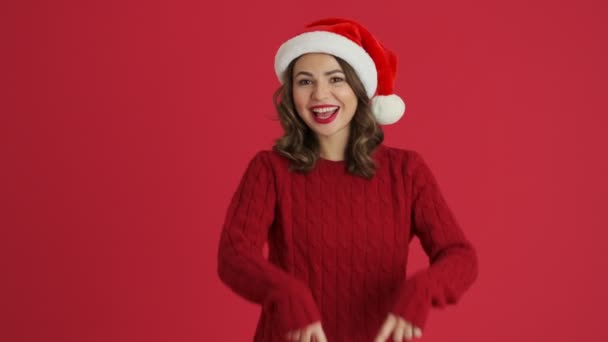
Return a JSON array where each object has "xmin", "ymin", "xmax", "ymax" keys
[{"xmin": 274, "ymin": 17, "xmax": 405, "ymax": 125}]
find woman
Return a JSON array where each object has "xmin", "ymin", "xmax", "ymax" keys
[{"xmin": 217, "ymin": 17, "xmax": 478, "ymax": 342}]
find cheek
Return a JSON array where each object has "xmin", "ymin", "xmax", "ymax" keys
[
  {"xmin": 292, "ymin": 86, "xmax": 307, "ymax": 100},
  {"xmin": 335, "ymin": 86, "xmax": 355, "ymax": 100},
  {"xmin": 338, "ymin": 90, "xmax": 358, "ymax": 109},
  {"xmin": 343, "ymin": 94, "xmax": 358, "ymax": 118},
  {"xmin": 292, "ymin": 92, "xmax": 307, "ymax": 110},
  {"xmin": 291, "ymin": 92, "xmax": 308, "ymax": 118}
]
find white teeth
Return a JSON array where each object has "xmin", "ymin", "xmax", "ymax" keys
[
  {"xmin": 316, "ymin": 109, "xmax": 337, "ymax": 119},
  {"xmin": 312, "ymin": 106, "xmax": 338, "ymax": 113}
]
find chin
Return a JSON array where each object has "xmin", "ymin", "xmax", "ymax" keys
[{"xmin": 315, "ymin": 128, "xmax": 342, "ymax": 138}]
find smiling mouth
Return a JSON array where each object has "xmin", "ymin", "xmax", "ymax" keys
[
  {"xmin": 311, "ymin": 107, "xmax": 340, "ymax": 124},
  {"xmin": 311, "ymin": 106, "xmax": 339, "ymax": 119}
]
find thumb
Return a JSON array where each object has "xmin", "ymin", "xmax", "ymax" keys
[{"xmin": 312, "ymin": 328, "xmax": 328, "ymax": 342}]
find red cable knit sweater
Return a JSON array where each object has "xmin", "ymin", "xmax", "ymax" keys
[{"xmin": 217, "ymin": 144, "xmax": 478, "ymax": 341}]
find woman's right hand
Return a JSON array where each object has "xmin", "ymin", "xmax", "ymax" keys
[{"xmin": 285, "ymin": 321, "xmax": 327, "ymax": 342}]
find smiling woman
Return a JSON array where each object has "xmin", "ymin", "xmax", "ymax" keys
[
  {"xmin": 291, "ymin": 54, "xmax": 359, "ymax": 160},
  {"xmin": 216, "ymin": 17, "xmax": 478, "ymax": 342},
  {"xmin": 272, "ymin": 52, "xmax": 382, "ymax": 177}
]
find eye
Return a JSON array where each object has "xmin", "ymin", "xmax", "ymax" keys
[
  {"xmin": 330, "ymin": 77, "xmax": 345, "ymax": 83},
  {"xmin": 297, "ymin": 79, "xmax": 312, "ymax": 86}
]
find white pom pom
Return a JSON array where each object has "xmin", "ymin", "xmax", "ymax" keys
[{"xmin": 371, "ymin": 94, "xmax": 406, "ymax": 125}]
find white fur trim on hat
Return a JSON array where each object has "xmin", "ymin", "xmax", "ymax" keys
[
  {"xmin": 371, "ymin": 94, "xmax": 406, "ymax": 125},
  {"xmin": 274, "ymin": 31, "xmax": 378, "ymax": 98}
]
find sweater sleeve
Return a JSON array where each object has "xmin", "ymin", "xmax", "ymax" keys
[
  {"xmin": 392, "ymin": 151, "xmax": 479, "ymax": 330},
  {"xmin": 216, "ymin": 151, "xmax": 321, "ymax": 337}
]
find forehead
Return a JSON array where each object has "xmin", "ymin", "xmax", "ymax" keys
[{"xmin": 293, "ymin": 53, "xmax": 343, "ymax": 73}]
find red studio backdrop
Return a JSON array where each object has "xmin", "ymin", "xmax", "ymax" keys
[{"xmin": 2, "ymin": 0, "xmax": 607, "ymax": 341}]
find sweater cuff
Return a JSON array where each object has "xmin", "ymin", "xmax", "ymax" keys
[
  {"xmin": 263, "ymin": 279, "xmax": 321, "ymax": 337},
  {"xmin": 391, "ymin": 271, "xmax": 431, "ymax": 330}
]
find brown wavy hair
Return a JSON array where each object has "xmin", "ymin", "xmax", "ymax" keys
[{"xmin": 271, "ymin": 54, "xmax": 384, "ymax": 179}]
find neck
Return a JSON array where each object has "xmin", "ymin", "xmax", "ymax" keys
[{"xmin": 317, "ymin": 127, "xmax": 349, "ymax": 161}]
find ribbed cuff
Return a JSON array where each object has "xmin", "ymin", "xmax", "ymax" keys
[
  {"xmin": 391, "ymin": 271, "xmax": 431, "ymax": 330},
  {"xmin": 263, "ymin": 279, "xmax": 321, "ymax": 338}
]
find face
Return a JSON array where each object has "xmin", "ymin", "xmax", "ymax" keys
[{"xmin": 292, "ymin": 53, "xmax": 358, "ymax": 141}]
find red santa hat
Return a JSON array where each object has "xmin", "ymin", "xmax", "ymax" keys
[{"xmin": 274, "ymin": 17, "xmax": 405, "ymax": 125}]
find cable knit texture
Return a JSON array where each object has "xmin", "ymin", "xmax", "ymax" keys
[{"xmin": 217, "ymin": 144, "xmax": 478, "ymax": 341}]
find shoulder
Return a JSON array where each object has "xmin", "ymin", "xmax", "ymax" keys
[
  {"xmin": 238, "ymin": 150, "xmax": 274, "ymax": 176},
  {"xmin": 259, "ymin": 148, "xmax": 289, "ymax": 167},
  {"xmin": 377, "ymin": 144, "xmax": 426, "ymax": 174},
  {"xmin": 244, "ymin": 148, "xmax": 290, "ymax": 173}
]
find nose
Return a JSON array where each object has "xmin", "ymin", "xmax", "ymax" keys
[{"xmin": 311, "ymin": 81, "xmax": 330, "ymax": 100}]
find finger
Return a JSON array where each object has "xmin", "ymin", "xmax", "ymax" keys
[
  {"xmin": 314, "ymin": 327, "xmax": 328, "ymax": 342},
  {"xmin": 391, "ymin": 319, "xmax": 406, "ymax": 342},
  {"xmin": 299, "ymin": 328, "xmax": 313, "ymax": 342},
  {"xmin": 413, "ymin": 327, "xmax": 422, "ymax": 338},
  {"xmin": 403, "ymin": 322, "xmax": 414, "ymax": 341},
  {"xmin": 286, "ymin": 330, "xmax": 301, "ymax": 341},
  {"xmin": 312, "ymin": 330, "xmax": 327, "ymax": 342},
  {"xmin": 374, "ymin": 314, "xmax": 397, "ymax": 342}
]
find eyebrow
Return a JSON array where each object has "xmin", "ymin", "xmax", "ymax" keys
[{"xmin": 294, "ymin": 69, "xmax": 345, "ymax": 78}]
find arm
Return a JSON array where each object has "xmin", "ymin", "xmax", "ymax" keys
[
  {"xmin": 392, "ymin": 151, "xmax": 479, "ymax": 330},
  {"xmin": 217, "ymin": 151, "xmax": 321, "ymax": 336}
]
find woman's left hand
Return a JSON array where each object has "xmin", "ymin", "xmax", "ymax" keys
[{"xmin": 374, "ymin": 313, "xmax": 423, "ymax": 342}]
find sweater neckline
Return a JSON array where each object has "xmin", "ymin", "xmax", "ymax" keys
[
  {"xmin": 317, "ymin": 144, "xmax": 385, "ymax": 166},
  {"xmin": 318, "ymin": 157, "xmax": 345, "ymax": 164}
]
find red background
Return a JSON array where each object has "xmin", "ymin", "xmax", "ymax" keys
[{"xmin": 2, "ymin": 0, "xmax": 607, "ymax": 341}]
